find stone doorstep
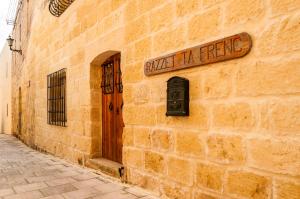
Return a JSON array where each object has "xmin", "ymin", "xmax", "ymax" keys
[{"xmin": 86, "ymin": 158, "xmax": 124, "ymax": 179}]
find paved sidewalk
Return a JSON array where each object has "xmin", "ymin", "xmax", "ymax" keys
[{"xmin": 0, "ymin": 134, "xmax": 159, "ymax": 199}]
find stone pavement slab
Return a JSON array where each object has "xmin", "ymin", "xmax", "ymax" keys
[{"xmin": 0, "ymin": 134, "xmax": 160, "ymax": 199}]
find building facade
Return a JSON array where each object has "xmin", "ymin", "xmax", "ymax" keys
[
  {"xmin": 0, "ymin": 45, "xmax": 12, "ymax": 134},
  {"xmin": 10, "ymin": 0, "xmax": 300, "ymax": 198}
]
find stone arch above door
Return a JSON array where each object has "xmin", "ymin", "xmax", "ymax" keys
[{"xmin": 89, "ymin": 50, "xmax": 121, "ymax": 159}]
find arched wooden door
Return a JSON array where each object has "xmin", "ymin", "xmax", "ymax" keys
[{"xmin": 101, "ymin": 54, "xmax": 124, "ymax": 163}]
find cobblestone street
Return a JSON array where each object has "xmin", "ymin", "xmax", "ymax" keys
[{"xmin": 0, "ymin": 134, "xmax": 158, "ymax": 199}]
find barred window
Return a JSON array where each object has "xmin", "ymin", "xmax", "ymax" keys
[{"xmin": 47, "ymin": 69, "xmax": 66, "ymax": 126}]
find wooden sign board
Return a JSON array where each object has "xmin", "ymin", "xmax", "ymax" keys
[{"xmin": 144, "ymin": 32, "xmax": 252, "ymax": 76}]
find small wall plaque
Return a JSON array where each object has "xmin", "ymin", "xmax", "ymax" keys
[
  {"xmin": 166, "ymin": 76, "xmax": 189, "ymax": 116},
  {"xmin": 145, "ymin": 32, "xmax": 252, "ymax": 76}
]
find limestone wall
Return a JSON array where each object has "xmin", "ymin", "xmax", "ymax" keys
[
  {"xmin": 11, "ymin": 0, "xmax": 300, "ymax": 198},
  {"xmin": 0, "ymin": 45, "xmax": 12, "ymax": 134}
]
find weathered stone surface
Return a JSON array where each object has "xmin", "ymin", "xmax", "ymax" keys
[
  {"xmin": 212, "ymin": 103, "xmax": 254, "ymax": 130},
  {"xmin": 144, "ymin": 151, "xmax": 165, "ymax": 174},
  {"xmin": 202, "ymin": 0, "xmax": 223, "ymax": 8},
  {"xmin": 193, "ymin": 191, "xmax": 219, "ymax": 199},
  {"xmin": 124, "ymin": 148, "xmax": 144, "ymax": 168},
  {"xmin": 207, "ymin": 135, "xmax": 245, "ymax": 164},
  {"xmin": 274, "ymin": 180, "xmax": 300, "ymax": 199},
  {"xmin": 271, "ymin": 0, "xmax": 300, "ymax": 15},
  {"xmin": 134, "ymin": 127, "xmax": 151, "ymax": 148},
  {"xmin": 153, "ymin": 26, "xmax": 185, "ymax": 55},
  {"xmin": 167, "ymin": 157, "xmax": 193, "ymax": 185},
  {"xmin": 134, "ymin": 37, "xmax": 151, "ymax": 60},
  {"xmin": 188, "ymin": 8, "xmax": 220, "ymax": 43},
  {"xmin": 150, "ymin": 3, "xmax": 174, "ymax": 32},
  {"xmin": 133, "ymin": 84, "xmax": 150, "ymax": 105},
  {"xmin": 125, "ymin": 15, "xmax": 149, "ymax": 44},
  {"xmin": 124, "ymin": 105, "xmax": 156, "ymax": 125},
  {"xmin": 175, "ymin": 130, "xmax": 204, "ymax": 157},
  {"xmin": 196, "ymin": 163, "xmax": 224, "ymax": 191},
  {"xmin": 161, "ymin": 182, "xmax": 192, "ymax": 199},
  {"xmin": 127, "ymin": 169, "xmax": 160, "ymax": 194},
  {"xmin": 9, "ymin": 0, "xmax": 300, "ymax": 198},
  {"xmin": 176, "ymin": 0, "xmax": 200, "ymax": 17},
  {"xmin": 225, "ymin": 170, "xmax": 271, "ymax": 199},
  {"xmin": 225, "ymin": 0, "xmax": 265, "ymax": 25},
  {"xmin": 203, "ymin": 66, "xmax": 233, "ymax": 99},
  {"xmin": 248, "ymin": 138, "xmax": 300, "ymax": 176},
  {"xmin": 236, "ymin": 59, "xmax": 300, "ymax": 96},
  {"xmin": 123, "ymin": 126, "xmax": 134, "ymax": 147},
  {"xmin": 151, "ymin": 129, "xmax": 172, "ymax": 151},
  {"xmin": 156, "ymin": 102, "xmax": 208, "ymax": 129},
  {"xmin": 260, "ymin": 100, "xmax": 300, "ymax": 135}
]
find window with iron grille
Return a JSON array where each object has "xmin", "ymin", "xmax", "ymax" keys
[{"xmin": 47, "ymin": 69, "xmax": 67, "ymax": 126}]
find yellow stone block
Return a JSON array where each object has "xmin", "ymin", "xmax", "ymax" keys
[
  {"xmin": 137, "ymin": 0, "xmax": 165, "ymax": 14},
  {"xmin": 207, "ymin": 135, "xmax": 245, "ymax": 164},
  {"xmin": 175, "ymin": 130, "xmax": 204, "ymax": 157},
  {"xmin": 134, "ymin": 37, "xmax": 151, "ymax": 60},
  {"xmin": 225, "ymin": 0, "xmax": 265, "ymax": 25},
  {"xmin": 203, "ymin": 66, "xmax": 233, "ymax": 99},
  {"xmin": 176, "ymin": 0, "xmax": 199, "ymax": 17},
  {"xmin": 125, "ymin": 15, "xmax": 149, "ymax": 44},
  {"xmin": 212, "ymin": 103, "xmax": 254, "ymax": 130},
  {"xmin": 151, "ymin": 129, "xmax": 171, "ymax": 151},
  {"xmin": 225, "ymin": 170, "xmax": 271, "ymax": 199},
  {"xmin": 124, "ymin": 0, "xmax": 138, "ymax": 22},
  {"xmin": 260, "ymin": 100, "xmax": 300, "ymax": 134},
  {"xmin": 202, "ymin": 0, "xmax": 223, "ymax": 8},
  {"xmin": 156, "ymin": 102, "xmax": 208, "ymax": 129},
  {"xmin": 196, "ymin": 163, "xmax": 224, "ymax": 191},
  {"xmin": 132, "ymin": 84, "xmax": 150, "ymax": 105},
  {"xmin": 124, "ymin": 105, "xmax": 156, "ymax": 125},
  {"xmin": 271, "ymin": 0, "xmax": 300, "ymax": 15},
  {"xmin": 153, "ymin": 26, "xmax": 185, "ymax": 55},
  {"xmin": 161, "ymin": 182, "xmax": 192, "ymax": 199},
  {"xmin": 236, "ymin": 59, "xmax": 300, "ymax": 96},
  {"xmin": 248, "ymin": 138, "xmax": 300, "ymax": 176},
  {"xmin": 144, "ymin": 151, "xmax": 164, "ymax": 174},
  {"xmin": 123, "ymin": 126, "xmax": 134, "ymax": 147},
  {"xmin": 274, "ymin": 180, "xmax": 300, "ymax": 199},
  {"xmin": 123, "ymin": 62, "xmax": 144, "ymax": 83},
  {"xmin": 123, "ymin": 148, "xmax": 143, "ymax": 168},
  {"xmin": 188, "ymin": 8, "xmax": 220, "ymax": 43},
  {"xmin": 133, "ymin": 127, "xmax": 151, "ymax": 148},
  {"xmin": 193, "ymin": 192, "xmax": 218, "ymax": 199},
  {"xmin": 150, "ymin": 3, "xmax": 174, "ymax": 32},
  {"xmin": 167, "ymin": 156, "xmax": 193, "ymax": 185}
]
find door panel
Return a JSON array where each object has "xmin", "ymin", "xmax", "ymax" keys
[{"xmin": 101, "ymin": 54, "xmax": 123, "ymax": 163}]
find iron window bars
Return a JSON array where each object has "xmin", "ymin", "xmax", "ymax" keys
[
  {"xmin": 101, "ymin": 57, "xmax": 123, "ymax": 94},
  {"xmin": 49, "ymin": 0, "xmax": 75, "ymax": 17},
  {"xmin": 101, "ymin": 61, "xmax": 114, "ymax": 94},
  {"xmin": 47, "ymin": 69, "xmax": 67, "ymax": 126}
]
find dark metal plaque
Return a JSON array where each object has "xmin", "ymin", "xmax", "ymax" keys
[
  {"xmin": 166, "ymin": 76, "xmax": 189, "ymax": 116},
  {"xmin": 145, "ymin": 32, "xmax": 252, "ymax": 76}
]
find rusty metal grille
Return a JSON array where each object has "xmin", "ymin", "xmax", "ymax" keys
[
  {"xmin": 47, "ymin": 69, "xmax": 66, "ymax": 126},
  {"xmin": 49, "ymin": 0, "xmax": 75, "ymax": 17}
]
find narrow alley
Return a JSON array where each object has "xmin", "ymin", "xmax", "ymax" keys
[{"xmin": 0, "ymin": 135, "xmax": 157, "ymax": 199}]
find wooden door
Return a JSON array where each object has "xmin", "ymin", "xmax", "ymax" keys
[{"xmin": 101, "ymin": 54, "xmax": 124, "ymax": 163}]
